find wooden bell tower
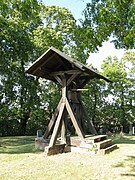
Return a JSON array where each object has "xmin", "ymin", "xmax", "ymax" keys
[{"xmin": 26, "ymin": 47, "xmax": 112, "ymax": 155}]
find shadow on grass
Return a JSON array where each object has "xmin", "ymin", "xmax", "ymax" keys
[
  {"xmin": 0, "ymin": 136, "xmax": 41, "ymax": 154},
  {"xmin": 126, "ymin": 156, "xmax": 135, "ymax": 172},
  {"xmin": 121, "ymin": 173, "xmax": 135, "ymax": 177},
  {"xmin": 127, "ymin": 155, "xmax": 135, "ymax": 161},
  {"xmin": 112, "ymin": 155, "xmax": 135, "ymax": 178},
  {"xmin": 121, "ymin": 156, "xmax": 135, "ymax": 177},
  {"xmin": 112, "ymin": 162, "xmax": 125, "ymax": 168},
  {"xmin": 112, "ymin": 135, "xmax": 135, "ymax": 145}
]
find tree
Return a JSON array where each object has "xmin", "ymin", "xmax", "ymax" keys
[
  {"xmin": 32, "ymin": 4, "xmax": 90, "ymax": 63},
  {"xmin": 82, "ymin": 0, "xmax": 135, "ymax": 49},
  {"xmin": 0, "ymin": 0, "xmax": 42, "ymax": 135},
  {"xmin": 82, "ymin": 65, "xmax": 107, "ymax": 133},
  {"xmin": 101, "ymin": 53, "xmax": 135, "ymax": 133},
  {"xmin": 121, "ymin": 51, "xmax": 135, "ymax": 125},
  {"xmin": 0, "ymin": 1, "xmax": 89, "ymax": 135}
]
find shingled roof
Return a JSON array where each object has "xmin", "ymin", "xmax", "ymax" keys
[{"xmin": 26, "ymin": 47, "xmax": 111, "ymax": 83}]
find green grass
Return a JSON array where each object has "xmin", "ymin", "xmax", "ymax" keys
[{"xmin": 0, "ymin": 135, "xmax": 135, "ymax": 180}]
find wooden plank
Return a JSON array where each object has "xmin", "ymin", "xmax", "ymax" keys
[
  {"xmin": 49, "ymin": 102, "xmax": 65, "ymax": 147},
  {"xmin": 51, "ymin": 70, "xmax": 82, "ymax": 76},
  {"xmin": 85, "ymin": 135, "xmax": 107, "ymax": 139},
  {"xmin": 40, "ymin": 67, "xmax": 51, "ymax": 74},
  {"xmin": 32, "ymin": 53, "xmax": 56, "ymax": 74},
  {"xmin": 61, "ymin": 117, "xmax": 66, "ymax": 143},
  {"xmin": 95, "ymin": 139, "xmax": 112, "ymax": 149},
  {"xmin": 55, "ymin": 53, "xmax": 69, "ymax": 70},
  {"xmin": 65, "ymin": 98, "xmax": 85, "ymax": 140},
  {"xmin": 70, "ymin": 137, "xmax": 82, "ymax": 146},
  {"xmin": 101, "ymin": 144, "xmax": 118, "ymax": 155},
  {"xmin": 67, "ymin": 74, "xmax": 78, "ymax": 86},
  {"xmin": 45, "ymin": 144, "xmax": 66, "ymax": 156},
  {"xmin": 43, "ymin": 98, "xmax": 63, "ymax": 139},
  {"xmin": 71, "ymin": 89, "xmax": 88, "ymax": 91},
  {"xmin": 54, "ymin": 75, "xmax": 63, "ymax": 86},
  {"xmin": 61, "ymin": 78, "xmax": 66, "ymax": 98}
]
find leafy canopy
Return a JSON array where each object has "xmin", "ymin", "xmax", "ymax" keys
[{"xmin": 83, "ymin": 0, "xmax": 135, "ymax": 49}]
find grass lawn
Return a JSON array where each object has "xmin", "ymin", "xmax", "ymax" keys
[{"xmin": 0, "ymin": 134, "xmax": 135, "ymax": 180}]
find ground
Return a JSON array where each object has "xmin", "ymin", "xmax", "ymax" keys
[{"xmin": 0, "ymin": 135, "xmax": 135, "ymax": 180}]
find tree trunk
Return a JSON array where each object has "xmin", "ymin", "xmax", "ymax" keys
[{"xmin": 20, "ymin": 111, "xmax": 30, "ymax": 135}]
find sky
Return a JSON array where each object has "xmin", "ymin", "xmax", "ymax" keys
[
  {"xmin": 43, "ymin": 0, "xmax": 125, "ymax": 69},
  {"xmin": 43, "ymin": 0, "xmax": 89, "ymax": 20}
]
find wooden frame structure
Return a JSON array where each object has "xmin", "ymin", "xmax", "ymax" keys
[{"xmin": 26, "ymin": 47, "xmax": 111, "ymax": 154}]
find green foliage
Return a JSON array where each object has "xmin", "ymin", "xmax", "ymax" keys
[
  {"xmin": 82, "ymin": 51, "xmax": 135, "ymax": 134},
  {"xmin": 32, "ymin": 4, "xmax": 90, "ymax": 63},
  {"xmin": 0, "ymin": 0, "xmax": 89, "ymax": 136},
  {"xmin": 33, "ymin": 5, "xmax": 76, "ymax": 53},
  {"xmin": 101, "ymin": 52, "xmax": 135, "ymax": 132},
  {"xmin": 83, "ymin": 77, "xmax": 105, "ymax": 131},
  {"xmin": 83, "ymin": 0, "xmax": 135, "ymax": 49}
]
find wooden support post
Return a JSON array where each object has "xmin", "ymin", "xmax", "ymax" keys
[
  {"xmin": 65, "ymin": 98, "xmax": 85, "ymax": 140},
  {"xmin": 67, "ymin": 74, "xmax": 79, "ymax": 86},
  {"xmin": 60, "ymin": 78, "xmax": 67, "ymax": 143},
  {"xmin": 61, "ymin": 117, "xmax": 66, "ymax": 143},
  {"xmin": 61, "ymin": 77, "xmax": 66, "ymax": 98},
  {"xmin": 49, "ymin": 101, "xmax": 65, "ymax": 147},
  {"xmin": 45, "ymin": 72, "xmax": 95, "ymax": 150},
  {"xmin": 55, "ymin": 75, "xmax": 63, "ymax": 86},
  {"xmin": 43, "ymin": 98, "xmax": 63, "ymax": 139}
]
